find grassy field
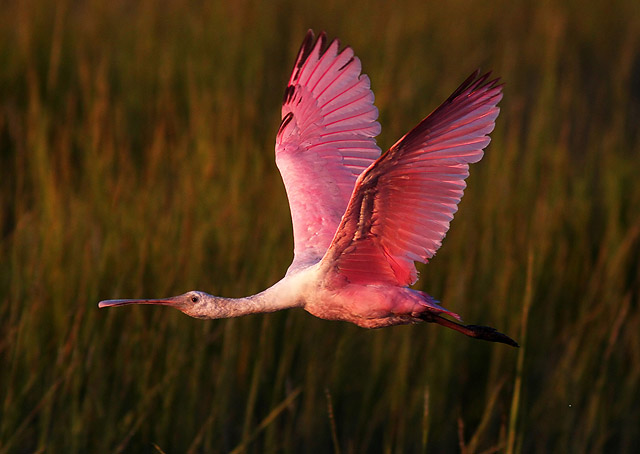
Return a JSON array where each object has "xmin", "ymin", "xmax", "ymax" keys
[{"xmin": 1, "ymin": 0, "xmax": 639, "ymax": 452}]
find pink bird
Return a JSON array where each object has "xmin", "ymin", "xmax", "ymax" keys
[{"xmin": 100, "ymin": 30, "xmax": 517, "ymax": 347}]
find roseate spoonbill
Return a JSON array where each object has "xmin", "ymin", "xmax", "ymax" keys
[{"xmin": 99, "ymin": 30, "xmax": 518, "ymax": 347}]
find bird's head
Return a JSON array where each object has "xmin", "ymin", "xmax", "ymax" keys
[{"xmin": 98, "ymin": 290, "xmax": 216, "ymax": 319}]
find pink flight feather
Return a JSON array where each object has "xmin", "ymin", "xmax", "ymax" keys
[
  {"xmin": 323, "ymin": 71, "xmax": 503, "ymax": 285},
  {"xmin": 276, "ymin": 31, "xmax": 382, "ymax": 271}
]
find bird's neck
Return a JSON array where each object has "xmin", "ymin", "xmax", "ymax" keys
[{"xmin": 197, "ymin": 279, "xmax": 306, "ymax": 319}]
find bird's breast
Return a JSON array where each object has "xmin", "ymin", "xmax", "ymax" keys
[{"xmin": 303, "ymin": 284, "xmax": 424, "ymax": 328}]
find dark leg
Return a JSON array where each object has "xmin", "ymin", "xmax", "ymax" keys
[{"xmin": 420, "ymin": 313, "xmax": 519, "ymax": 347}]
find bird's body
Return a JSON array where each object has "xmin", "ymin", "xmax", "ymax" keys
[
  {"xmin": 178, "ymin": 263, "xmax": 456, "ymax": 329},
  {"xmin": 100, "ymin": 30, "xmax": 518, "ymax": 346}
]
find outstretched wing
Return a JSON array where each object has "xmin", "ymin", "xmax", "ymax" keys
[
  {"xmin": 275, "ymin": 30, "xmax": 381, "ymax": 272},
  {"xmin": 322, "ymin": 71, "xmax": 502, "ymax": 286}
]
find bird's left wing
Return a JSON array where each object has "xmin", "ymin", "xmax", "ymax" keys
[
  {"xmin": 321, "ymin": 71, "xmax": 502, "ymax": 286},
  {"xmin": 275, "ymin": 31, "xmax": 381, "ymax": 271}
]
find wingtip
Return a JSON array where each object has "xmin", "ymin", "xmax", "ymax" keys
[
  {"xmin": 475, "ymin": 70, "xmax": 504, "ymax": 94},
  {"xmin": 295, "ymin": 30, "xmax": 316, "ymax": 69},
  {"xmin": 286, "ymin": 30, "xmax": 348, "ymax": 101},
  {"xmin": 300, "ymin": 29, "xmax": 315, "ymax": 56},
  {"xmin": 454, "ymin": 69, "xmax": 502, "ymax": 98},
  {"xmin": 312, "ymin": 31, "xmax": 331, "ymax": 60}
]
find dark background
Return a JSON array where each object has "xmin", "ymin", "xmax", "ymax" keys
[{"xmin": 1, "ymin": 0, "xmax": 639, "ymax": 452}]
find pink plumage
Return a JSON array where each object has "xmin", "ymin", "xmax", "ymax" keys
[
  {"xmin": 325, "ymin": 71, "xmax": 502, "ymax": 286},
  {"xmin": 99, "ymin": 30, "xmax": 517, "ymax": 347},
  {"xmin": 277, "ymin": 31, "xmax": 382, "ymax": 270}
]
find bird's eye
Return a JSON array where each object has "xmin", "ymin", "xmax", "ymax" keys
[{"xmin": 191, "ymin": 295, "xmax": 199, "ymax": 303}]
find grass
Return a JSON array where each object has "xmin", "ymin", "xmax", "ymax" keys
[{"xmin": 1, "ymin": 0, "xmax": 640, "ymax": 452}]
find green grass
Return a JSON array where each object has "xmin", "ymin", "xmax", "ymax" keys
[{"xmin": 1, "ymin": 0, "xmax": 640, "ymax": 452}]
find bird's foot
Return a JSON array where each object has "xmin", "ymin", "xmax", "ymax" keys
[
  {"xmin": 420, "ymin": 313, "xmax": 519, "ymax": 347},
  {"xmin": 463, "ymin": 324, "xmax": 519, "ymax": 347}
]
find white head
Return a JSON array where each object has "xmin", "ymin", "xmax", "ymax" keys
[{"xmin": 98, "ymin": 290, "xmax": 221, "ymax": 319}]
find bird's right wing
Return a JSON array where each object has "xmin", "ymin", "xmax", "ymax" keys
[
  {"xmin": 275, "ymin": 31, "xmax": 382, "ymax": 272},
  {"xmin": 321, "ymin": 72, "xmax": 502, "ymax": 286}
]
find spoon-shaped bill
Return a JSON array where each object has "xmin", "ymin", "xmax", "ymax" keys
[{"xmin": 98, "ymin": 297, "xmax": 182, "ymax": 308}]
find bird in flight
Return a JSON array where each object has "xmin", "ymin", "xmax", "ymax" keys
[{"xmin": 100, "ymin": 30, "xmax": 518, "ymax": 347}]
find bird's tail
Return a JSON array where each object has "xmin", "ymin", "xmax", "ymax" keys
[
  {"xmin": 413, "ymin": 291, "xmax": 519, "ymax": 347},
  {"xmin": 413, "ymin": 290, "xmax": 462, "ymax": 321}
]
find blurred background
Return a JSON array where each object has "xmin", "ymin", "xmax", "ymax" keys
[{"xmin": 1, "ymin": 0, "xmax": 639, "ymax": 452}]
